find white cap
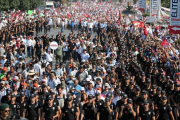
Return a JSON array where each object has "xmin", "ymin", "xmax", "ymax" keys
[
  {"xmin": 86, "ymin": 78, "xmax": 90, "ymax": 81},
  {"xmin": 96, "ymin": 90, "xmax": 101, "ymax": 94},
  {"xmin": 81, "ymin": 59, "xmax": 86, "ymax": 62},
  {"xmin": 104, "ymin": 83, "xmax": 109, "ymax": 87},
  {"xmin": 87, "ymin": 75, "xmax": 92, "ymax": 79},
  {"xmin": 81, "ymin": 87, "xmax": 85, "ymax": 91},
  {"xmin": 0, "ymin": 81, "xmax": 5, "ymax": 84}
]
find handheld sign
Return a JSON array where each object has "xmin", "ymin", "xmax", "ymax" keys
[{"xmin": 50, "ymin": 41, "xmax": 58, "ymax": 50}]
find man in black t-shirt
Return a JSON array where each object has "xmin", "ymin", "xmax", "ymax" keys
[
  {"xmin": 34, "ymin": 40, "xmax": 42, "ymax": 60},
  {"xmin": 42, "ymin": 95, "xmax": 59, "ymax": 120},
  {"xmin": 68, "ymin": 39, "xmax": 76, "ymax": 59},
  {"xmin": 81, "ymin": 94, "xmax": 97, "ymax": 120},
  {"xmin": 19, "ymin": 41, "xmax": 25, "ymax": 53},
  {"xmin": 97, "ymin": 97, "xmax": 113, "ymax": 120},
  {"xmin": 138, "ymin": 100, "xmax": 155, "ymax": 120},
  {"xmin": 156, "ymin": 96, "xmax": 174, "ymax": 120},
  {"xmin": 61, "ymin": 97, "xmax": 78, "ymax": 120},
  {"xmin": 24, "ymin": 94, "xmax": 40, "ymax": 120},
  {"xmin": 119, "ymin": 98, "xmax": 136, "ymax": 120}
]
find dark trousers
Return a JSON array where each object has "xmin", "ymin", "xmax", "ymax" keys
[
  {"xmin": 63, "ymin": 51, "xmax": 68, "ymax": 62},
  {"xmin": 172, "ymin": 106, "xmax": 177, "ymax": 120},
  {"xmin": 36, "ymin": 53, "xmax": 41, "ymax": 60},
  {"xmin": 44, "ymin": 26, "xmax": 47, "ymax": 33}
]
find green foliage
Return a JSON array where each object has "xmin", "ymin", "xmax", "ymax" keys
[
  {"xmin": 10, "ymin": 0, "xmax": 20, "ymax": 10},
  {"xmin": 30, "ymin": 0, "xmax": 41, "ymax": 10},
  {"xmin": 0, "ymin": 0, "xmax": 10, "ymax": 11},
  {"xmin": 161, "ymin": 0, "xmax": 170, "ymax": 8},
  {"xmin": 0, "ymin": 0, "xmax": 41, "ymax": 11},
  {"xmin": 19, "ymin": 0, "xmax": 30, "ymax": 11}
]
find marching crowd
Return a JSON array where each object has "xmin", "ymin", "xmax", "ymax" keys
[{"xmin": 0, "ymin": 1, "xmax": 180, "ymax": 120}]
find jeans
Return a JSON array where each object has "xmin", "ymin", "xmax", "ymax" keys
[
  {"xmin": 89, "ymin": 28, "xmax": 92, "ymax": 34},
  {"xmin": 61, "ymin": 26, "xmax": 64, "ymax": 33},
  {"xmin": 27, "ymin": 46, "xmax": 32, "ymax": 57}
]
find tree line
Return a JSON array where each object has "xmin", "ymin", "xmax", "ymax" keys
[{"xmin": 0, "ymin": 0, "xmax": 41, "ymax": 11}]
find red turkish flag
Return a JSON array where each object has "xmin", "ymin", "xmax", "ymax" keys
[
  {"xmin": 132, "ymin": 21, "xmax": 144, "ymax": 28},
  {"xmin": 144, "ymin": 26, "xmax": 147, "ymax": 36},
  {"xmin": 67, "ymin": 13, "xmax": 70, "ymax": 19},
  {"xmin": 160, "ymin": 40, "xmax": 169, "ymax": 48}
]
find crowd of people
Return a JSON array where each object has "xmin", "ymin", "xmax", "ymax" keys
[{"xmin": 0, "ymin": 1, "xmax": 180, "ymax": 120}]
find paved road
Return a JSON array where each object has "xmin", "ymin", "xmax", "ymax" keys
[{"xmin": 26, "ymin": 27, "xmax": 97, "ymax": 68}]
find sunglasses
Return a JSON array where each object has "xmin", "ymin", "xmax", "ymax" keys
[{"xmin": 4, "ymin": 110, "xmax": 10, "ymax": 112}]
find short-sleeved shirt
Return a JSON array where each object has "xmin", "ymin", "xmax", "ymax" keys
[
  {"xmin": 82, "ymin": 103, "xmax": 95, "ymax": 119},
  {"xmin": 43, "ymin": 105, "xmax": 58, "ymax": 120},
  {"xmin": 62, "ymin": 106, "xmax": 77, "ymax": 120},
  {"xmin": 25, "ymin": 102, "xmax": 40, "ymax": 119},
  {"xmin": 158, "ymin": 104, "xmax": 172, "ymax": 120},
  {"xmin": 98, "ymin": 105, "xmax": 113, "ymax": 120},
  {"xmin": 139, "ymin": 109, "xmax": 155, "ymax": 120}
]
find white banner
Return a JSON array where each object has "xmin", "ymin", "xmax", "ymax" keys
[
  {"xmin": 138, "ymin": 0, "xmax": 146, "ymax": 11},
  {"xmin": 151, "ymin": 0, "xmax": 158, "ymax": 16},
  {"xmin": 170, "ymin": 0, "xmax": 180, "ymax": 26}
]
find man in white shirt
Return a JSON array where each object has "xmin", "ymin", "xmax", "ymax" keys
[
  {"xmin": 27, "ymin": 36, "xmax": 33, "ymax": 58},
  {"xmin": 48, "ymin": 71, "xmax": 61, "ymax": 90},
  {"xmin": 0, "ymin": 55, "xmax": 7, "ymax": 67},
  {"xmin": 81, "ymin": 49, "xmax": 90, "ymax": 61},
  {"xmin": 88, "ymin": 20, "xmax": 93, "ymax": 34},
  {"xmin": 44, "ymin": 50, "xmax": 54, "ymax": 67},
  {"xmin": 34, "ymin": 59, "xmax": 41, "ymax": 76}
]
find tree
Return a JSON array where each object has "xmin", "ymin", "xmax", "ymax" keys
[
  {"xmin": 30, "ymin": 0, "xmax": 41, "ymax": 9},
  {"xmin": 161, "ymin": 0, "xmax": 170, "ymax": 8},
  {"xmin": 19, "ymin": 0, "xmax": 30, "ymax": 11},
  {"xmin": 10, "ymin": 0, "xmax": 20, "ymax": 10},
  {"xmin": 0, "ymin": 0, "xmax": 10, "ymax": 11}
]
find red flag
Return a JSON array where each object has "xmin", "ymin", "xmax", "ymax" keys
[
  {"xmin": 85, "ymin": 13, "xmax": 89, "ymax": 18},
  {"xmin": 132, "ymin": 21, "xmax": 144, "ymax": 28},
  {"xmin": 160, "ymin": 40, "xmax": 169, "ymax": 48},
  {"xmin": 44, "ymin": 9, "xmax": 46, "ymax": 14},
  {"xmin": 144, "ymin": 26, "xmax": 147, "ymax": 36},
  {"xmin": 67, "ymin": 13, "xmax": 70, "ymax": 19}
]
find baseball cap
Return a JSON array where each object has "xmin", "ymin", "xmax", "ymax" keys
[
  {"xmin": 157, "ymin": 87, "xmax": 162, "ymax": 91},
  {"xmin": 2, "ymin": 67, "xmax": 7, "ymax": 72},
  {"xmin": 105, "ymin": 97, "xmax": 110, "ymax": 102},
  {"xmin": 152, "ymin": 84, "xmax": 157, "ymax": 89},
  {"xmin": 67, "ymin": 97, "xmax": 72, "ymax": 101},
  {"xmin": 2, "ymin": 77, "xmax": 7, "ymax": 81},
  {"xmin": 106, "ymin": 93, "xmax": 112, "ymax": 98},
  {"xmin": 81, "ymin": 87, "xmax": 85, "ymax": 91},
  {"xmin": 95, "ymin": 90, "xmax": 101, "ymax": 96},
  {"xmin": 127, "ymin": 98, "xmax": 133, "ymax": 103},
  {"xmin": 161, "ymin": 90, "xmax": 166, "ymax": 95},
  {"xmin": 144, "ymin": 100, "xmax": 148, "ymax": 105},
  {"xmin": 162, "ymin": 96, "xmax": 167, "ymax": 100},
  {"xmin": 47, "ymin": 95, "xmax": 53, "ymax": 100},
  {"xmin": 123, "ymin": 94, "xmax": 128, "ymax": 99},
  {"xmin": 20, "ymin": 92, "xmax": 25, "ymax": 97},
  {"xmin": 30, "ymin": 94, "xmax": 36, "ymax": 98},
  {"xmin": 11, "ymin": 94, "xmax": 16, "ymax": 98},
  {"xmin": 0, "ymin": 103, "xmax": 9, "ymax": 111},
  {"xmin": 88, "ymin": 94, "xmax": 94, "ymax": 99},
  {"xmin": 142, "ymin": 90, "xmax": 148, "ymax": 94}
]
